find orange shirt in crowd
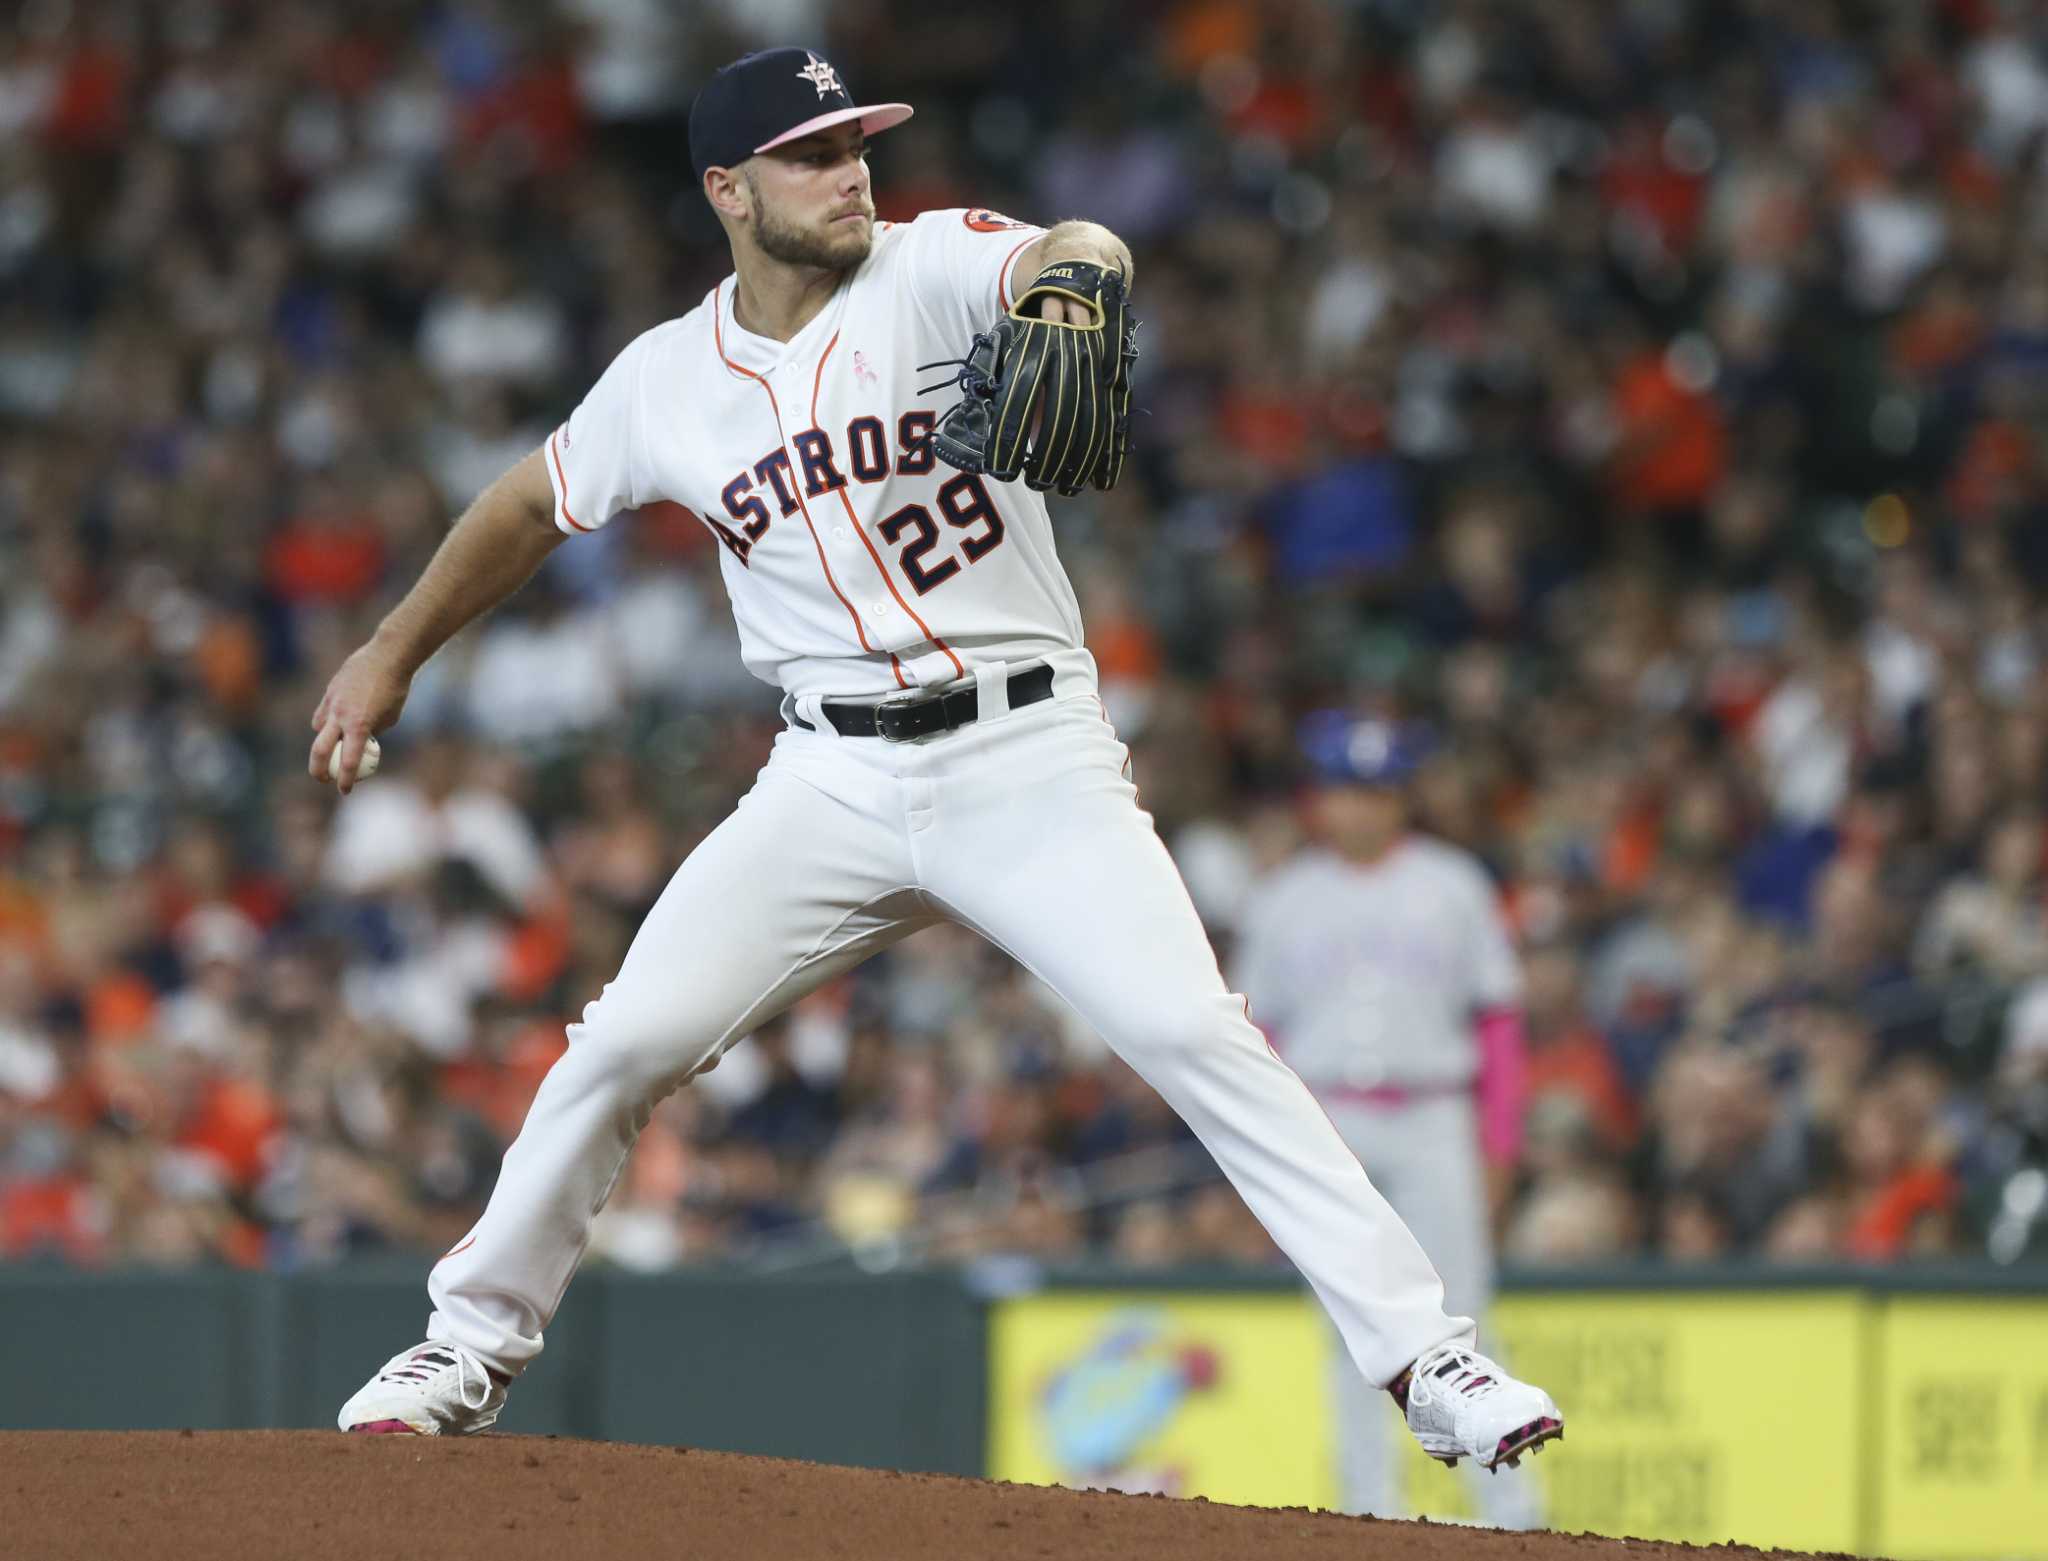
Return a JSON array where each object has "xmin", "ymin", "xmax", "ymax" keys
[
  {"xmin": 1845, "ymin": 1164, "xmax": 1959, "ymax": 1260},
  {"xmin": 1527, "ymin": 1025, "xmax": 1641, "ymax": 1153},
  {"xmin": 263, "ymin": 517, "xmax": 386, "ymax": 606},
  {"xmin": 177, "ymin": 1076, "xmax": 284, "ymax": 1192},
  {"xmin": 0, "ymin": 1177, "xmax": 104, "ymax": 1264},
  {"xmin": 1609, "ymin": 352, "xmax": 1728, "ymax": 514},
  {"xmin": 440, "ymin": 1021, "xmax": 568, "ymax": 1144}
]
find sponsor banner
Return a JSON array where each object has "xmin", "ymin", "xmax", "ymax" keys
[
  {"xmin": 1874, "ymin": 1299, "xmax": 2048, "ymax": 1560},
  {"xmin": 987, "ymin": 1292, "xmax": 1338, "ymax": 1510},
  {"xmin": 989, "ymin": 1288, "xmax": 1864, "ymax": 1553},
  {"xmin": 1398, "ymin": 1292, "xmax": 1863, "ymax": 1553},
  {"xmin": 990, "ymin": 1284, "xmax": 2048, "ymax": 1557}
]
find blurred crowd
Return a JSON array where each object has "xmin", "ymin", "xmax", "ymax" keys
[{"xmin": 3, "ymin": 0, "xmax": 2048, "ymax": 1276}]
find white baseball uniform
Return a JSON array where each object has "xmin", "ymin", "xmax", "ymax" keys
[
  {"xmin": 425, "ymin": 208, "xmax": 1475, "ymax": 1404},
  {"xmin": 1236, "ymin": 836, "xmax": 1539, "ymax": 1525}
]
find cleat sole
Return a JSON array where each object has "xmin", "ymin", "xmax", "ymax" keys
[
  {"xmin": 1485, "ymin": 1416, "xmax": 1563, "ymax": 1471},
  {"xmin": 346, "ymin": 1420, "xmax": 424, "ymax": 1435}
]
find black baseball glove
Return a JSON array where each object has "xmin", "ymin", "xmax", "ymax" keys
[{"xmin": 925, "ymin": 260, "xmax": 1138, "ymax": 496}]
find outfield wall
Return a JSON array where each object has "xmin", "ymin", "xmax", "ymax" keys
[
  {"xmin": 0, "ymin": 1263, "xmax": 984, "ymax": 1476},
  {"xmin": 2, "ymin": 1262, "xmax": 2042, "ymax": 1558}
]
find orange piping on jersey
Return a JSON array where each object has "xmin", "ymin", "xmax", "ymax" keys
[
  {"xmin": 547, "ymin": 428, "xmax": 594, "ymax": 532},
  {"xmin": 998, "ymin": 235, "xmax": 1037, "ymax": 314},
  {"xmin": 810, "ymin": 332, "xmax": 966, "ymax": 681},
  {"xmin": 711, "ymin": 285, "xmax": 904, "ymax": 685}
]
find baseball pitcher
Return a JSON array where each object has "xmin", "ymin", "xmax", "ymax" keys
[{"xmin": 313, "ymin": 47, "xmax": 1563, "ymax": 1474}]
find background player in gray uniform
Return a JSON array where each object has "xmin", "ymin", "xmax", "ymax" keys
[{"xmin": 1236, "ymin": 714, "xmax": 1543, "ymax": 1527}]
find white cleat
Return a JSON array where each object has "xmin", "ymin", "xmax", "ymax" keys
[
  {"xmin": 337, "ymin": 1341, "xmax": 508, "ymax": 1436},
  {"xmin": 1401, "ymin": 1341, "xmax": 1564, "ymax": 1472}
]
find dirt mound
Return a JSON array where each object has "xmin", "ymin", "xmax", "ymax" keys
[{"xmin": 0, "ymin": 1432, "xmax": 1848, "ymax": 1561}]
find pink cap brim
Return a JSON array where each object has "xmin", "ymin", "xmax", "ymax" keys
[{"xmin": 755, "ymin": 103, "xmax": 914, "ymax": 155}]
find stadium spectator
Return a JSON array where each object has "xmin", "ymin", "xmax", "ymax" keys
[{"xmin": 3, "ymin": 0, "xmax": 2047, "ymax": 1275}]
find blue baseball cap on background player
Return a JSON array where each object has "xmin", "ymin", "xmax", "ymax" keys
[
  {"xmin": 689, "ymin": 47, "xmax": 914, "ymax": 181},
  {"xmin": 1297, "ymin": 711, "xmax": 1436, "ymax": 787}
]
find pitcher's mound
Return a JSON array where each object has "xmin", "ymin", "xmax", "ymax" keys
[{"xmin": 0, "ymin": 1431, "xmax": 1847, "ymax": 1560}]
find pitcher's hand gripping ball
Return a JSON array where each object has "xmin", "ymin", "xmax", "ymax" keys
[
  {"xmin": 928, "ymin": 260, "xmax": 1138, "ymax": 496},
  {"xmin": 329, "ymin": 735, "xmax": 380, "ymax": 784}
]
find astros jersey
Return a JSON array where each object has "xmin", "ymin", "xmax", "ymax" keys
[
  {"xmin": 1234, "ymin": 837, "xmax": 1520, "ymax": 1092},
  {"xmin": 542, "ymin": 208, "xmax": 1099, "ymax": 708}
]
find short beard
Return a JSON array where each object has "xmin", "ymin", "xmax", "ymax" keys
[{"xmin": 743, "ymin": 169, "xmax": 871, "ymax": 271}]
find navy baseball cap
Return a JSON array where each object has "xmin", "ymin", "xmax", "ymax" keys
[
  {"xmin": 1298, "ymin": 712, "xmax": 1435, "ymax": 787},
  {"xmin": 689, "ymin": 48, "xmax": 913, "ymax": 182}
]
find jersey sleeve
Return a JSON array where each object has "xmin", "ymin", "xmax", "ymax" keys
[
  {"xmin": 543, "ymin": 329, "xmax": 654, "ymax": 537},
  {"xmin": 1465, "ymin": 866, "xmax": 1523, "ymax": 1011},
  {"xmin": 896, "ymin": 208, "xmax": 1047, "ymax": 341}
]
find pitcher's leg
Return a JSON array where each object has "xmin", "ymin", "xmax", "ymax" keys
[
  {"xmin": 428, "ymin": 763, "xmax": 926, "ymax": 1375},
  {"xmin": 923, "ymin": 707, "xmax": 1472, "ymax": 1387}
]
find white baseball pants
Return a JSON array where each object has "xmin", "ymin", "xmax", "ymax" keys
[{"xmin": 427, "ymin": 675, "xmax": 1473, "ymax": 1393}]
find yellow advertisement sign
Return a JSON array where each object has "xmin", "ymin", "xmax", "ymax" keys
[
  {"xmin": 1874, "ymin": 1299, "xmax": 2048, "ymax": 1560},
  {"xmin": 990, "ymin": 1287, "xmax": 1864, "ymax": 1552},
  {"xmin": 989, "ymin": 1284, "xmax": 2048, "ymax": 1556},
  {"xmin": 1398, "ymin": 1292, "xmax": 1863, "ymax": 1553},
  {"xmin": 987, "ymin": 1292, "xmax": 1338, "ymax": 1510}
]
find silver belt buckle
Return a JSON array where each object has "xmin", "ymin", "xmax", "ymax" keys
[{"xmin": 872, "ymin": 688, "xmax": 928, "ymax": 743}]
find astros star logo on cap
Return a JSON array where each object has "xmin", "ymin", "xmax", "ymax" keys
[{"xmin": 797, "ymin": 52, "xmax": 842, "ymax": 97}]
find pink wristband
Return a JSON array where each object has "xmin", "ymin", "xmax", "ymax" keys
[{"xmin": 1475, "ymin": 1007, "xmax": 1528, "ymax": 1166}]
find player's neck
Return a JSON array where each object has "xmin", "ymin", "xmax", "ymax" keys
[
  {"xmin": 732, "ymin": 254, "xmax": 847, "ymax": 343},
  {"xmin": 1332, "ymin": 831, "xmax": 1407, "ymax": 867}
]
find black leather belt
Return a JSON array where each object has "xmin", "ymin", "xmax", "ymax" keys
[{"xmin": 807, "ymin": 663, "xmax": 1056, "ymax": 741}]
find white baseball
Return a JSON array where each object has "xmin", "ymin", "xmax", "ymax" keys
[{"xmin": 330, "ymin": 735, "xmax": 381, "ymax": 783}]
